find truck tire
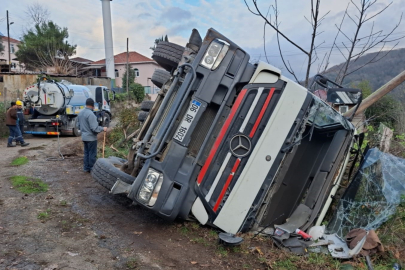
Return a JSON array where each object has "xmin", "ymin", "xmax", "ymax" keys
[
  {"xmin": 140, "ymin": 100, "xmax": 154, "ymax": 112},
  {"xmin": 151, "ymin": 69, "xmax": 171, "ymax": 88},
  {"xmin": 91, "ymin": 158, "xmax": 135, "ymax": 191},
  {"xmin": 152, "ymin": 41, "xmax": 185, "ymax": 72},
  {"xmin": 138, "ymin": 111, "xmax": 149, "ymax": 122},
  {"xmin": 102, "ymin": 113, "xmax": 111, "ymax": 127},
  {"xmin": 73, "ymin": 117, "xmax": 81, "ymax": 137}
]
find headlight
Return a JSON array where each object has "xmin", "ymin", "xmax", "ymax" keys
[
  {"xmin": 200, "ymin": 39, "xmax": 229, "ymax": 70},
  {"xmin": 137, "ymin": 169, "xmax": 163, "ymax": 206}
]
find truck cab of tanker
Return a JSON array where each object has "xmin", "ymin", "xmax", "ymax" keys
[
  {"xmin": 92, "ymin": 28, "xmax": 362, "ymax": 237},
  {"xmin": 84, "ymin": 85, "xmax": 114, "ymax": 124}
]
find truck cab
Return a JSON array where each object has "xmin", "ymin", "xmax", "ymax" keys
[{"xmin": 93, "ymin": 28, "xmax": 361, "ymax": 235}]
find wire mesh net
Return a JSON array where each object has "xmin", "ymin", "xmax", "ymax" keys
[{"xmin": 326, "ymin": 148, "xmax": 405, "ymax": 237}]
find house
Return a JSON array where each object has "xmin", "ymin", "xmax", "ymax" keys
[
  {"xmin": 86, "ymin": 51, "xmax": 160, "ymax": 92},
  {"xmin": 0, "ymin": 35, "xmax": 23, "ymax": 72}
]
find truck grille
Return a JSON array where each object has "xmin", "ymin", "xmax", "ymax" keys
[{"xmin": 188, "ymin": 105, "xmax": 217, "ymax": 158}]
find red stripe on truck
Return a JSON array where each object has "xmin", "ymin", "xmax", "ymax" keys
[
  {"xmin": 249, "ymin": 87, "xmax": 276, "ymax": 138},
  {"xmin": 197, "ymin": 89, "xmax": 247, "ymax": 185},
  {"xmin": 213, "ymin": 158, "xmax": 241, "ymax": 212}
]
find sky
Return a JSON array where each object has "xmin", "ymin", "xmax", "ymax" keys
[{"xmin": 1, "ymin": 0, "xmax": 404, "ymax": 80}]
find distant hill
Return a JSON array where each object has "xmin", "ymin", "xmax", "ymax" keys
[{"xmin": 322, "ymin": 48, "xmax": 405, "ymax": 96}]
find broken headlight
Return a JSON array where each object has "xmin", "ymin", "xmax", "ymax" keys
[
  {"xmin": 137, "ymin": 168, "xmax": 164, "ymax": 206},
  {"xmin": 200, "ymin": 39, "xmax": 229, "ymax": 70}
]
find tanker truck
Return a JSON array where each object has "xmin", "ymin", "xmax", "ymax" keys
[{"xmin": 23, "ymin": 76, "xmax": 113, "ymax": 136}]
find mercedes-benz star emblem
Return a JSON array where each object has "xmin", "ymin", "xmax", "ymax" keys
[{"xmin": 230, "ymin": 134, "xmax": 252, "ymax": 158}]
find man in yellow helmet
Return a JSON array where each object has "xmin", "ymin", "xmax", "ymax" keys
[
  {"xmin": 15, "ymin": 100, "xmax": 25, "ymax": 143},
  {"xmin": 5, "ymin": 100, "xmax": 29, "ymax": 147}
]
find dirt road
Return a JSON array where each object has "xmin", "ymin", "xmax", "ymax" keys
[{"xmin": 0, "ymin": 135, "xmax": 269, "ymax": 270}]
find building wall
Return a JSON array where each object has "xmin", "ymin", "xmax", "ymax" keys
[
  {"xmin": 102, "ymin": 62, "xmax": 161, "ymax": 88},
  {"xmin": 0, "ymin": 38, "xmax": 23, "ymax": 72}
]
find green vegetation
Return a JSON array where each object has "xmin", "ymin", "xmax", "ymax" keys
[
  {"xmin": 126, "ymin": 258, "xmax": 138, "ymax": 269},
  {"xmin": 121, "ymin": 66, "xmax": 145, "ymax": 103},
  {"xmin": 99, "ymin": 106, "xmax": 141, "ymax": 159},
  {"xmin": 37, "ymin": 209, "xmax": 51, "ymax": 220},
  {"xmin": 59, "ymin": 200, "xmax": 67, "ymax": 206},
  {"xmin": 11, "ymin": 156, "xmax": 29, "ymax": 166},
  {"xmin": 150, "ymin": 35, "xmax": 169, "ymax": 51},
  {"xmin": 16, "ymin": 21, "xmax": 76, "ymax": 70},
  {"xmin": 10, "ymin": 175, "xmax": 48, "ymax": 193}
]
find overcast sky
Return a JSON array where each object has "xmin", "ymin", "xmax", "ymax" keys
[{"xmin": 1, "ymin": 0, "xmax": 404, "ymax": 79}]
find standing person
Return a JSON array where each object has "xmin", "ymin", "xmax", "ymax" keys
[
  {"xmin": 16, "ymin": 100, "xmax": 25, "ymax": 144},
  {"xmin": 77, "ymin": 98, "xmax": 107, "ymax": 172},
  {"xmin": 5, "ymin": 102, "xmax": 29, "ymax": 147}
]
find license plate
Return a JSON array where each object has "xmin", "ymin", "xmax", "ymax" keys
[{"xmin": 173, "ymin": 100, "xmax": 201, "ymax": 142}]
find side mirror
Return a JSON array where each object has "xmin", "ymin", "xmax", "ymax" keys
[
  {"xmin": 111, "ymin": 90, "xmax": 116, "ymax": 101},
  {"xmin": 326, "ymin": 88, "xmax": 362, "ymax": 105}
]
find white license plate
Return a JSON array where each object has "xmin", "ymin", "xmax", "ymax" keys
[{"xmin": 173, "ymin": 100, "xmax": 201, "ymax": 142}]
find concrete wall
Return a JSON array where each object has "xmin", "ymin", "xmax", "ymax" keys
[{"xmin": 0, "ymin": 74, "xmax": 110, "ymax": 102}]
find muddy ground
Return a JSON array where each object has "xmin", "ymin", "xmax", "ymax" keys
[{"xmin": 0, "ymin": 135, "xmax": 275, "ymax": 270}]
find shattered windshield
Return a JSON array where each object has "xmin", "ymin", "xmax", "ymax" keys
[
  {"xmin": 307, "ymin": 96, "xmax": 351, "ymax": 129},
  {"xmin": 326, "ymin": 148, "xmax": 405, "ymax": 237}
]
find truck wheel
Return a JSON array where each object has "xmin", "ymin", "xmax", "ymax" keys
[
  {"xmin": 102, "ymin": 113, "xmax": 111, "ymax": 127},
  {"xmin": 152, "ymin": 41, "xmax": 185, "ymax": 72},
  {"xmin": 73, "ymin": 117, "xmax": 81, "ymax": 137},
  {"xmin": 151, "ymin": 69, "xmax": 171, "ymax": 88},
  {"xmin": 138, "ymin": 111, "xmax": 149, "ymax": 122},
  {"xmin": 91, "ymin": 158, "xmax": 135, "ymax": 191},
  {"xmin": 140, "ymin": 100, "xmax": 154, "ymax": 112}
]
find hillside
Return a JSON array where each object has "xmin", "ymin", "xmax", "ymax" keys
[{"xmin": 322, "ymin": 48, "xmax": 405, "ymax": 96}]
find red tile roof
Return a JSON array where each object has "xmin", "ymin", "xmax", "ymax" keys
[
  {"xmin": 1, "ymin": 36, "xmax": 20, "ymax": 44},
  {"xmin": 70, "ymin": 57, "xmax": 93, "ymax": 63},
  {"xmin": 91, "ymin": 51, "xmax": 155, "ymax": 65}
]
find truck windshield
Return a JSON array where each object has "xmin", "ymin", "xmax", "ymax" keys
[{"xmin": 308, "ymin": 96, "xmax": 351, "ymax": 129}]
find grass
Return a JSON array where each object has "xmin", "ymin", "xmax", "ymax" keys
[
  {"xmin": 37, "ymin": 209, "xmax": 51, "ymax": 220},
  {"xmin": 126, "ymin": 258, "xmax": 138, "ymax": 269},
  {"xmin": 10, "ymin": 156, "xmax": 29, "ymax": 166},
  {"xmin": 59, "ymin": 200, "xmax": 68, "ymax": 206},
  {"xmin": 10, "ymin": 175, "xmax": 48, "ymax": 193}
]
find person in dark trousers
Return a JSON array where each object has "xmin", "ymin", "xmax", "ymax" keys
[
  {"xmin": 77, "ymin": 98, "xmax": 107, "ymax": 172},
  {"xmin": 6, "ymin": 102, "xmax": 29, "ymax": 147},
  {"xmin": 16, "ymin": 100, "xmax": 25, "ymax": 145}
]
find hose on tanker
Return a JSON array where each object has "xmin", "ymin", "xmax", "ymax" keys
[{"xmin": 46, "ymin": 116, "xmax": 65, "ymax": 162}]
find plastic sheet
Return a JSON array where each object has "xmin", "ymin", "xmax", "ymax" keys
[{"xmin": 326, "ymin": 148, "xmax": 405, "ymax": 237}]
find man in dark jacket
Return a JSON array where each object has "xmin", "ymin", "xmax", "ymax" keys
[
  {"xmin": 6, "ymin": 102, "xmax": 29, "ymax": 147},
  {"xmin": 77, "ymin": 98, "xmax": 107, "ymax": 172}
]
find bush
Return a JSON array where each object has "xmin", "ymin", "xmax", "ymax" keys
[{"xmin": 130, "ymin": 83, "xmax": 145, "ymax": 103}]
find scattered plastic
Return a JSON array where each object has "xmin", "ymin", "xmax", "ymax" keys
[
  {"xmin": 295, "ymin": 229, "xmax": 311, "ymax": 240},
  {"xmin": 308, "ymin": 225, "xmax": 325, "ymax": 241}
]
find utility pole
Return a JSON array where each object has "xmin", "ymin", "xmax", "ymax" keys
[
  {"xmin": 344, "ymin": 70, "xmax": 405, "ymax": 117},
  {"xmin": 101, "ymin": 0, "xmax": 115, "ymax": 87},
  {"xmin": 6, "ymin": 10, "xmax": 11, "ymax": 72},
  {"xmin": 126, "ymin": 37, "xmax": 129, "ymax": 96}
]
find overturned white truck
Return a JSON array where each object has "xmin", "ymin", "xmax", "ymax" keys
[
  {"xmin": 23, "ymin": 77, "xmax": 114, "ymax": 136},
  {"xmin": 91, "ymin": 28, "xmax": 362, "ymax": 238}
]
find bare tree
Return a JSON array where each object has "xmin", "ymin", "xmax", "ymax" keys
[
  {"xmin": 34, "ymin": 43, "xmax": 77, "ymax": 75},
  {"xmin": 25, "ymin": 2, "xmax": 50, "ymax": 25},
  {"xmin": 244, "ymin": 0, "xmax": 403, "ymax": 87}
]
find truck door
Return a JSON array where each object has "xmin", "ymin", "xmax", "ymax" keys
[{"xmin": 95, "ymin": 87, "xmax": 103, "ymax": 108}]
